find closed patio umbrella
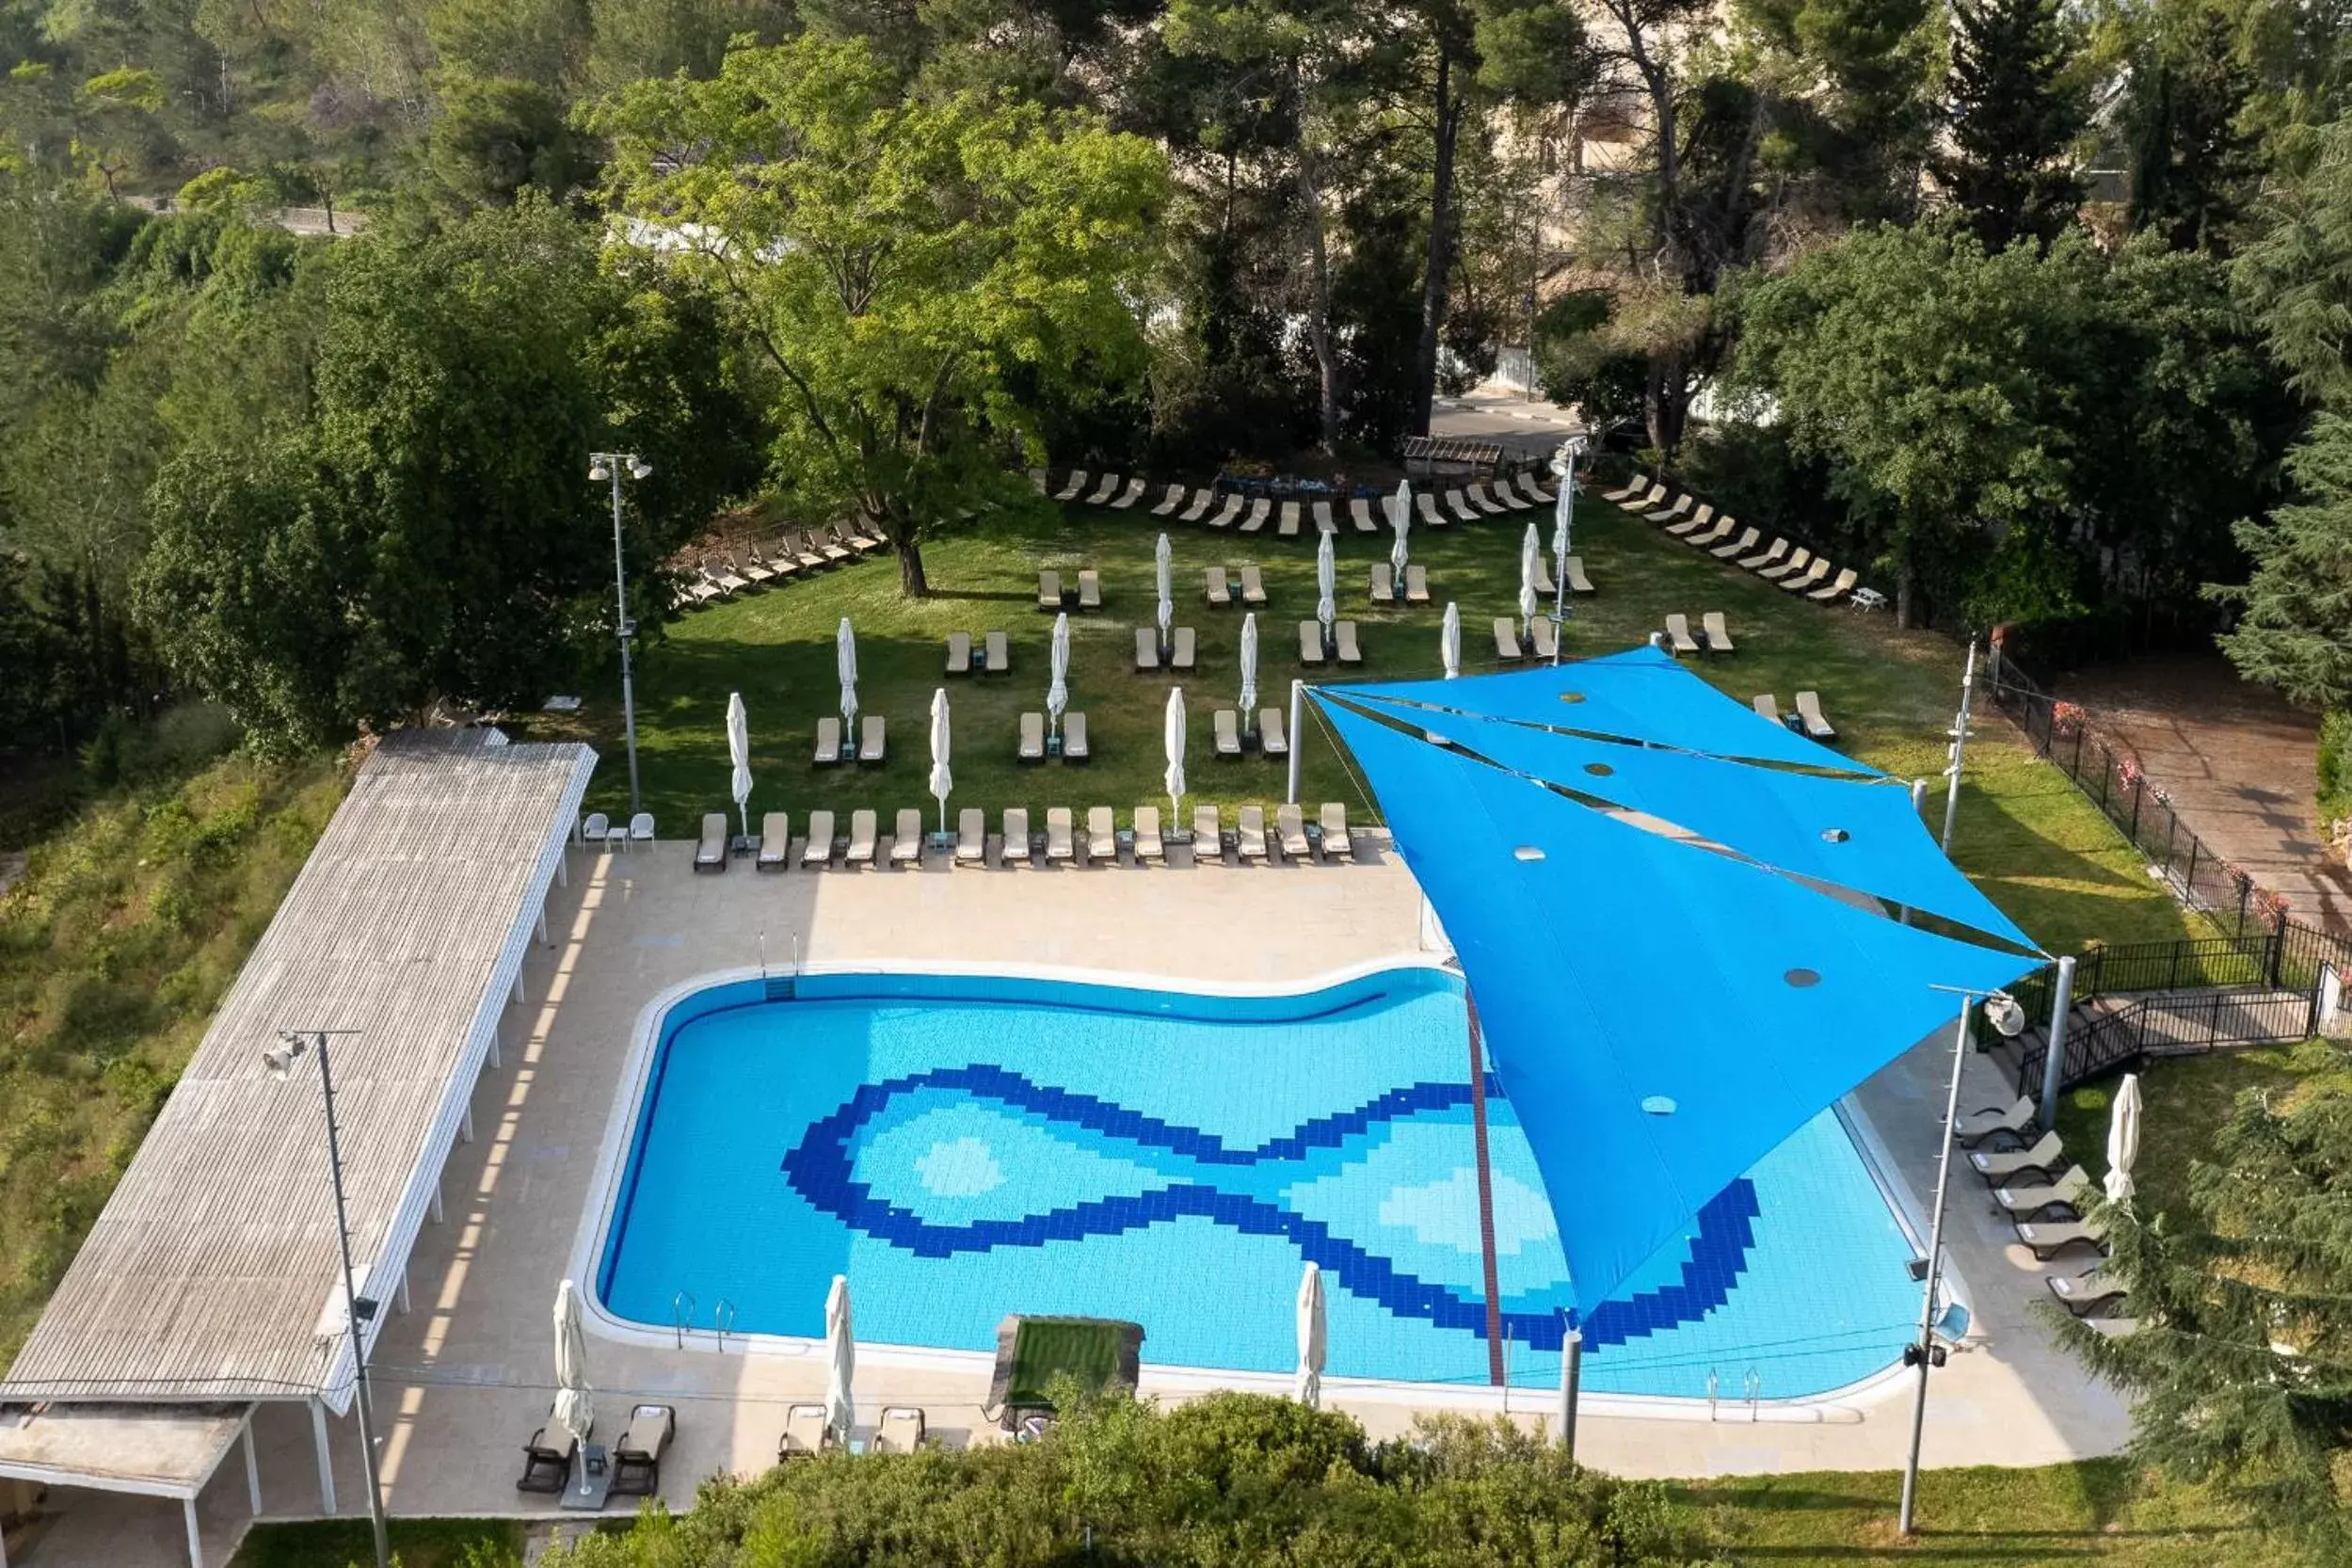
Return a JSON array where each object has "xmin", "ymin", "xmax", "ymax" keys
[
  {"xmin": 1551, "ymin": 461, "xmax": 1575, "ymax": 566},
  {"xmin": 928, "ymin": 687, "xmax": 952, "ymax": 836},
  {"xmin": 1441, "ymin": 601, "xmax": 1461, "ymax": 680},
  {"xmin": 2104, "ymin": 1072, "xmax": 2143, "ymax": 1207},
  {"xmin": 1240, "ymin": 612, "xmax": 1259, "ymax": 722},
  {"xmin": 1156, "ymin": 533, "xmax": 1174, "ymax": 649},
  {"xmin": 1316, "ymin": 530, "xmax": 1336, "ymax": 633},
  {"xmin": 1519, "ymin": 526, "xmax": 1541, "ymax": 639},
  {"xmin": 1048, "ymin": 611, "xmax": 1071, "ymax": 741},
  {"xmin": 836, "ymin": 617, "xmax": 858, "ymax": 729},
  {"xmin": 1164, "ymin": 686, "xmax": 1186, "ymax": 827},
  {"xmin": 726, "ymin": 691, "xmax": 752, "ymax": 843},
  {"xmin": 552, "ymin": 1279, "xmax": 594, "ymax": 1472},
  {"xmin": 824, "ymin": 1273, "xmax": 856, "ymax": 1446},
  {"xmin": 1295, "ymin": 1262, "xmax": 1326, "ymax": 1409},
  {"xmin": 1389, "ymin": 483, "xmax": 1412, "ymax": 582}
]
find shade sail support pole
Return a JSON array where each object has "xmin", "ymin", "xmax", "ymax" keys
[
  {"xmin": 1287, "ymin": 680, "xmax": 1304, "ymax": 806},
  {"xmin": 1464, "ymin": 992, "xmax": 1506, "ymax": 1385},
  {"xmin": 1899, "ymin": 996, "xmax": 1975, "ymax": 1536}
]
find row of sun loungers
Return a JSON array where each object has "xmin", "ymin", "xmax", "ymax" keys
[
  {"xmin": 1603, "ymin": 472, "xmax": 1863, "ymax": 604},
  {"xmin": 1037, "ymin": 569, "xmax": 1104, "ymax": 610},
  {"xmin": 812, "ymin": 714, "xmax": 888, "ymax": 764},
  {"xmin": 1017, "ymin": 712, "xmax": 1089, "ymax": 761},
  {"xmin": 715, "ymin": 804, "xmax": 1360, "ymax": 870},
  {"xmin": 945, "ymin": 631, "xmax": 1012, "ymax": 675},
  {"xmin": 1298, "ymin": 621, "xmax": 1364, "ymax": 665},
  {"xmin": 1492, "ymin": 617, "xmax": 1558, "ymax": 662},
  {"xmin": 674, "ymin": 521, "xmax": 883, "ymax": 610},
  {"xmin": 1211, "ymin": 708, "xmax": 1289, "ymax": 758},
  {"xmin": 1752, "ymin": 692, "xmax": 1838, "ymax": 741},
  {"xmin": 1944, "ymin": 1093, "xmax": 2133, "ymax": 1322},
  {"xmin": 1047, "ymin": 471, "xmax": 1555, "ymax": 535},
  {"xmin": 1135, "ymin": 628, "xmax": 1197, "ymax": 672},
  {"xmin": 1204, "ymin": 565, "xmax": 1269, "ymax": 606},
  {"xmin": 1661, "ymin": 612, "xmax": 1736, "ymax": 657}
]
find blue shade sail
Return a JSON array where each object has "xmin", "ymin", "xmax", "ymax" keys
[{"xmin": 1312, "ymin": 667, "xmax": 2042, "ymax": 1317}]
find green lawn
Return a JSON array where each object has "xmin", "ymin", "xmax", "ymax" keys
[
  {"xmin": 518, "ymin": 493, "xmax": 2199, "ymax": 954},
  {"xmin": 226, "ymin": 1517, "xmax": 525, "ymax": 1567}
]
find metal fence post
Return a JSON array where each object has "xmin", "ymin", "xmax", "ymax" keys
[
  {"xmin": 2184, "ymin": 838, "xmax": 2199, "ymax": 901},
  {"xmin": 2040, "ymin": 956, "xmax": 2077, "ymax": 1129},
  {"xmin": 2128, "ymin": 777, "xmax": 2142, "ymax": 841}
]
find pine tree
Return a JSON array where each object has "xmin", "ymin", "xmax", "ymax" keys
[
  {"xmin": 1941, "ymin": 0, "xmax": 2088, "ymax": 250},
  {"xmin": 2125, "ymin": 2, "xmax": 2264, "ymax": 253},
  {"xmin": 2215, "ymin": 413, "xmax": 2352, "ymax": 711}
]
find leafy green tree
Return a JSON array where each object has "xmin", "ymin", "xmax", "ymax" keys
[
  {"xmin": 426, "ymin": 76, "xmax": 588, "ymax": 208},
  {"xmin": 1941, "ymin": 0, "xmax": 2088, "ymax": 250},
  {"xmin": 593, "ymin": 35, "xmax": 1167, "ymax": 593},
  {"xmin": 1737, "ymin": 0, "xmax": 1943, "ymax": 224},
  {"xmin": 2122, "ymin": 0, "xmax": 2265, "ymax": 251},
  {"xmin": 72, "ymin": 67, "xmax": 167, "ymax": 198}
]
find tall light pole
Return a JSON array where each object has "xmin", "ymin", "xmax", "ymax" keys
[
  {"xmin": 590, "ymin": 453, "xmax": 653, "ymax": 818},
  {"xmin": 264, "ymin": 1030, "xmax": 389, "ymax": 1568},
  {"xmin": 1546, "ymin": 434, "xmax": 1588, "ymax": 667},
  {"xmin": 1898, "ymin": 984, "xmax": 2027, "ymax": 1536}
]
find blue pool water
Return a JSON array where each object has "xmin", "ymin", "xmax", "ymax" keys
[{"xmin": 597, "ymin": 969, "xmax": 1926, "ymax": 1399}]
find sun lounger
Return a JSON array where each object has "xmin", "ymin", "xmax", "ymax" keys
[
  {"xmin": 1530, "ymin": 553, "xmax": 1556, "ymax": 596},
  {"xmin": 1172, "ymin": 626, "xmax": 1196, "ymax": 671},
  {"xmin": 1446, "ymin": 489, "xmax": 1480, "ymax": 523},
  {"xmin": 518, "ymin": 1426, "xmax": 576, "ymax": 1493},
  {"xmin": 1416, "ymin": 492, "xmax": 1444, "ymax": 527},
  {"xmin": 1958, "ymin": 1096, "xmax": 2037, "ymax": 1148},
  {"xmin": 1530, "ymin": 617, "xmax": 1557, "ymax": 660},
  {"xmin": 1563, "ymin": 557, "xmax": 1594, "ymax": 594},
  {"xmin": 1215, "ymin": 709, "xmax": 1241, "ymax": 757},
  {"xmin": 1209, "ymin": 494, "xmax": 1243, "ymax": 527},
  {"xmin": 812, "ymin": 530, "xmax": 852, "ymax": 564},
  {"xmin": 695, "ymin": 812, "xmax": 728, "ymax": 872},
  {"xmin": 1002, "ymin": 808, "xmax": 1033, "ymax": 867},
  {"xmin": 1085, "ymin": 473, "xmax": 1120, "ymax": 505},
  {"xmin": 1237, "ymin": 805, "xmax": 1271, "ymax": 862},
  {"xmin": 778, "ymin": 1403, "xmax": 831, "ymax": 1461},
  {"xmin": 1404, "ymin": 564, "xmax": 1431, "ymax": 603},
  {"xmin": 1038, "ymin": 569, "xmax": 1063, "ymax": 610},
  {"xmin": 1758, "ymin": 547, "xmax": 1810, "ymax": 583},
  {"xmin": 786, "ymin": 536, "xmax": 825, "ymax": 571},
  {"xmin": 758, "ymin": 812, "xmax": 790, "ymax": 871},
  {"xmin": 1276, "ymin": 803, "xmax": 1311, "ymax": 860},
  {"xmin": 1053, "ymin": 470, "xmax": 1088, "ymax": 502},
  {"xmin": 1019, "ymin": 712, "xmax": 1046, "ymax": 761},
  {"xmin": 1810, "ymin": 567, "xmax": 1860, "ymax": 603},
  {"xmin": 1369, "ymin": 563, "xmax": 1395, "ymax": 604},
  {"xmin": 1493, "ymin": 617, "xmax": 1522, "ymax": 661},
  {"xmin": 1601, "ymin": 472, "xmax": 1648, "ymax": 503},
  {"xmin": 2014, "ymin": 1216, "xmax": 2108, "ymax": 1260},
  {"xmin": 1134, "ymin": 627, "xmax": 1160, "ymax": 671},
  {"xmin": 1795, "ymin": 690, "xmax": 1836, "ymax": 740},
  {"xmin": 1181, "ymin": 488, "xmax": 1214, "ymax": 522},
  {"xmin": 1240, "ymin": 565, "xmax": 1267, "ymax": 605},
  {"xmin": 844, "ymin": 809, "xmax": 877, "ymax": 867},
  {"xmin": 860, "ymin": 714, "xmax": 886, "ymax": 763},
  {"xmin": 581, "ymin": 810, "xmax": 611, "ymax": 847},
  {"xmin": 1712, "ymin": 525, "xmax": 1761, "ymax": 560},
  {"xmin": 1666, "ymin": 503, "xmax": 1713, "ymax": 537},
  {"xmin": 1969, "ymin": 1128, "xmax": 2065, "ymax": 1183},
  {"xmin": 1468, "ymin": 482, "xmax": 1506, "ymax": 515},
  {"xmin": 872, "ymin": 1406, "xmax": 926, "ymax": 1453},
  {"xmin": 1702, "ymin": 612, "xmax": 1735, "ymax": 655},
  {"xmin": 1206, "ymin": 566, "xmax": 1232, "ymax": 606},
  {"xmin": 1645, "ymin": 493, "xmax": 1691, "ymax": 525},
  {"xmin": 739, "ymin": 550, "xmax": 776, "ymax": 584},
  {"xmin": 1299, "ymin": 620, "xmax": 1326, "ymax": 664},
  {"xmin": 1497, "ymin": 479, "xmax": 1535, "ymax": 510},
  {"xmin": 1618, "ymin": 483, "xmax": 1666, "ymax": 513},
  {"xmin": 1739, "ymin": 537, "xmax": 1788, "ymax": 571},
  {"xmin": 985, "ymin": 631, "xmax": 1010, "ymax": 673},
  {"xmin": 1350, "ymin": 497, "xmax": 1376, "ymax": 531},
  {"xmin": 1046, "ymin": 807, "xmax": 1076, "ymax": 863},
  {"xmin": 1150, "ymin": 483, "xmax": 1185, "ymax": 516},
  {"xmin": 1086, "ymin": 806, "xmax": 1114, "ymax": 865},
  {"xmin": 2047, "ymin": 1270, "xmax": 2128, "ymax": 1319},
  {"xmin": 1994, "ymin": 1165, "xmax": 2093, "ymax": 1220},
  {"xmin": 1134, "ymin": 806, "xmax": 1165, "ymax": 862},
  {"xmin": 610, "ymin": 1404, "xmax": 674, "ymax": 1496},
  {"xmin": 1782, "ymin": 558, "xmax": 1832, "ymax": 594},
  {"xmin": 946, "ymin": 632, "xmax": 972, "ymax": 674},
  {"xmin": 752, "ymin": 542, "xmax": 794, "ymax": 581},
  {"xmin": 956, "ymin": 808, "xmax": 985, "ymax": 866},
  {"xmin": 814, "ymin": 715, "xmax": 842, "ymax": 762},
  {"xmin": 1335, "ymin": 620, "xmax": 1361, "ymax": 664},
  {"xmin": 1320, "ymin": 802, "xmax": 1353, "ymax": 858},
  {"xmin": 892, "ymin": 808, "xmax": 923, "ymax": 867},
  {"xmin": 1752, "ymin": 694, "xmax": 1782, "ymax": 725},
  {"xmin": 1516, "ymin": 472, "xmax": 1554, "ymax": 504},
  {"xmin": 1064, "ymin": 712, "xmax": 1089, "ymax": 762},
  {"xmin": 802, "ymin": 810, "xmax": 836, "ymax": 869},
  {"xmin": 1688, "ymin": 515, "xmax": 1736, "ymax": 549},
  {"xmin": 1193, "ymin": 804, "xmax": 1223, "ymax": 862},
  {"xmin": 1243, "ymin": 497, "xmax": 1271, "ymax": 531},
  {"xmin": 1663, "ymin": 614, "xmax": 1701, "ymax": 656},
  {"xmin": 1111, "ymin": 478, "xmax": 1145, "ymax": 509},
  {"xmin": 1261, "ymin": 708, "xmax": 1288, "ymax": 756},
  {"xmin": 711, "ymin": 556, "xmax": 748, "ymax": 593},
  {"xmin": 1279, "ymin": 500, "xmax": 1301, "ymax": 535},
  {"xmin": 1078, "ymin": 570, "xmax": 1102, "ymax": 610}
]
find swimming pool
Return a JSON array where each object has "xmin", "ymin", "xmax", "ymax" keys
[{"xmin": 592, "ymin": 968, "xmax": 1927, "ymax": 1400}]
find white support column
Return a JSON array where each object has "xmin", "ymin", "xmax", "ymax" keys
[
  {"xmin": 184, "ymin": 1496, "xmax": 202, "ymax": 1568},
  {"xmin": 512, "ymin": 970, "xmax": 527, "ymax": 1007},
  {"xmin": 555, "ymin": 851, "xmax": 568, "ymax": 888},
  {"xmin": 430, "ymin": 1181, "xmax": 445, "ymax": 1224},
  {"xmin": 488, "ymin": 1024, "xmax": 502, "ymax": 1071},
  {"xmin": 243, "ymin": 1417, "xmax": 261, "ymax": 1514},
  {"xmin": 397, "ymin": 1266, "xmax": 413, "ymax": 1316},
  {"xmin": 461, "ymin": 1101, "xmax": 475, "ymax": 1144},
  {"xmin": 536, "ymin": 904, "xmax": 551, "ymax": 947},
  {"xmin": 311, "ymin": 1400, "xmax": 336, "ymax": 1514}
]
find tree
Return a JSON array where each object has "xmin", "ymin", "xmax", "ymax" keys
[
  {"xmin": 2122, "ymin": 0, "xmax": 2264, "ymax": 252},
  {"xmin": 593, "ymin": 36, "xmax": 1167, "ymax": 593},
  {"xmin": 71, "ymin": 67, "xmax": 167, "ymax": 199},
  {"xmin": 2237, "ymin": 114, "xmax": 2352, "ymax": 409},
  {"xmin": 2214, "ymin": 413, "xmax": 2352, "ymax": 709},
  {"xmin": 1941, "ymin": 0, "xmax": 2088, "ymax": 250},
  {"xmin": 426, "ymin": 76, "xmax": 588, "ymax": 208},
  {"xmin": 1736, "ymin": 0, "xmax": 1944, "ymax": 224}
]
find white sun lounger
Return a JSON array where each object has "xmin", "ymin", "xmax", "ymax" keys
[
  {"xmin": 1053, "ymin": 470, "xmax": 1088, "ymax": 502},
  {"xmin": 1019, "ymin": 712, "xmax": 1046, "ymax": 762},
  {"xmin": 1810, "ymin": 568, "xmax": 1860, "ymax": 603},
  {"xmin": 1702, "ymin": 612, "xmax": 1735, "ymax": 655},
  {"xmin": 1238, "ymin": 805, "xmax": 1270, "ymax": 863},
  {"xmin": 1064, "ymin": 712, "xmax": 1088, "ymax": 762},
  {"xmin": 1085, "ymin": 473, "xmax": 1120, "ymax": 505},
  {"xmin": 1712, "ymin": 525, "xmax": 1761, "ymax": 560},
  {"xmin": 859, "ymin": 714, "xmax": 886, "ymax": 762},
  {"xmin": 1134, "ymin": 806, "xmax": 1165, "ymax": 863},
  {"xmin": 1134, "ymin": 628, "xmax": 1160, "ymax": 672},
  {"xmin": 1493, "ymin": 618, "xmax": 1521, "ymax": 661},
  {"xmin": 1350, "ymin": 497, "xmax": 1376, "ymax": 531},
  {"xmin": 1193, "ymin": 804, "xmax": 1224, "ymax": 862},
  {"xmin": 844, "ymin": 809, "xmax": 877, "ymax": 868},
  {"xmin": 2013, "ymin": 1216, "xmax": 2107, "ymax": 1260},
  {"xmin": 892, "ymin": 808, "xmax": 923, "ymax": 867},
  {"xmin": 1298, "ymin": 621, "xmax": 1325, "ymax": 664},
  {"xmin": 1663, "ymin": 614, "xmax": 1701, "ymax": 656},
  {"xmin": 1958, "ymin": 1096, "xmax": 2037, "ymax": 1148},
  {"xmin": 1740, "ymin": 537, "xmax": 1789, "ymax": 571},
  {"xmin": 1078, "ymin": 570, "xmax": 1101, "ymax": 610},
  {"xmin": 1320, "ymin": 802, "xmax": 1352, "ymax": 859},
  {"xmin": 1261, "ymin": 708, "xmax": 1288, "ymax": 756},
  {"xmin": 1110, "ymin": 478, "xmax": 1146, "ymax": 509},
  {"xmin": 1782, "ymin": 558, "xmax": 1832, "ymax": 594},
  {"xmin": 1752, "ymin": 694, "xmax": 1782, "ymax": 725},
  {"xmin": 1688, "ymin": 514, "xmax": 1736, "ymax": 549},
  {"xmin": 1515, "ymin": 472, "xmax": 1552, "ymax": 504},
  {"xmin": 946, "ymin": 632, "xmax": 972, "ymax": 675},
  {"xmin": 1446, "ymin": 489, "xmax": 1480, "ymax": 523},
  {"xmin": 1369, "ymin": 563, "xmax": 1396, "ymax": 604},
  {"xmin": 1563, "ymin": 557, "xmax": 1593, "ymax": 594},
  {"xmin": 801, "ymin": 810, "xmax": 836, "ymax": 869},
  {"xmin": 1993, "ymin": 1165, "xmax": 2093, "ymax": 1219},
  {"xmin": 1239, "ymin": 565, "xmax": 1267, "ymax": 605},
  {"xmin": 1001, "ymin": 808, "xmax": 1032, "ymax": 867},
  {"xmin": 1181, "ymin": 488, "xmax": 1214, "ymax": 522},
  {"xmin": 1276, "ymin": 803, "xmax": 1312, "ymax": 860},
  {"xmin": 984, "ymin": 631, "xmax": 1009, "ymax": 673},
  {"xmin": 1278, "ymin": 501, "xmax": 1301, "ymax": 536},
  {"xmin": 1667, "ymin": 503, "xmax": 1713, "ymax": 537},
  {"xmin": 1530, "ymin": 617, "xmax": 1556, "ymax": 660},
  {"xmin": 1467, "ymin": 483, "xmax": 1506, "ymax": 515},
  {"xmin": 1215, "ymin": 709, "xmax": 1241, "ymax": 757},
  {"xmin": 1601, "ymin": 472, "xmax": 1648, "ymax": 503},
  {"xmin": 1171, "ymin": 627, "xmax": 1195, "ymax": 671},
  {"xmin": 1046, "ymin": 808, "xmax": 1076, "ymax": 863},
  {"xmin": 1243, "ymin": 498, "xmax": 1272, "ymax": 532},
  {"xmin": 1208, "ymin": 494, "xmax": 1243, "ymax": 527},
  {"xmin": 758, "ymin": 811, "xmax": 790, "ymax": 871},
  {"xmin": 1405, "ymin": 564, "xmax": 1431, "ymax": 603},
  {"xmin": 1335, "ymin": 620, "xmax": 1361, "ymax": 664},
  {"xmin": 1037, "ymin": 569, "xmax": 1062, "ymax": 609},
  {"xmin": 1413, "ymin": 491, "xmax": 1441, "ymax": 528},
  {"xmin": 1313, "ymin": 499, "xmax": 1335, "ymax": 533},
  {"xmin": 1152, "ymin": 484, "xmax": 1186, "ymax": 516},
  {"xmin": 1969, "ymin": 1128, "xmax": 2065, "ymax": 1183},
  {"xmin": 955, "ymin": 808, "xmax": 986, "ymax": 866},
  {"xmin": 1205, "ymin": 567, "xmax": 1231, "ymax": 606},
  {"xmin": 695, "ymin": 813, "xmax": 728, "ymax": 872},
  {"xmin": 1795, "ymin": 691, "xmax": 1836, "ymax": 740},
  {"xmin": 814, "ymin": 716, "xmax": 842, "ymax": 763},
  {"xmin": 1645, "ymin": 493, "xmax": 1692, "ymax": 525},
  {"xmin": 1085, "ymin": 806, "xmax": 1114, "ymax": 866},
  {"xmin": 1758, "ymin": 547, "xmax": 1810, "ymax": 583}
]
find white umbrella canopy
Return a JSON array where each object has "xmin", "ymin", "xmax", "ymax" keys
[
  {"xmin": 824, "ymin": 1273, "xmax": 856, "ymax": 1445},
  {"xmin": 1155, "ymin": 533, "xmax": 1174, "ymax": 643},
  {"xmin": 1552, "ymin": 463, "xmax": 1575, "ymax": 563},
  {"xmin": 1163, "ymin": 686, "xmax": 1187, "ymax": 824},
  {"xmin": 1047, "ymin": 611, "xmax": 1071, "ymax": 738},
  {"xmin": 1316, "ymin": 529, "xmax": 1336, "ymax": 632},
  {"xmin": 1391, "ymin": 480, "xmax": 1411, "ymax": 533},
  {"xmin": 1240, "ymin": 612, "xmax": 1259, "ymax": 717},
  {"xmin": 552, "ymin": 1278, "xmax": 594, "ymax": 1451},
  {"xmin": 1295, "ymin": 1262, "xmax": 1326, "ymax": 1409},
  {"xmin": 726, "ymin": 691, "xmax": 753, "ymax": 840},
  {"xmin": 1518, "ymin": 527, "xmax": 1542, "ymax": 636},
  {"xmin": 1441, "ymin": 601, "xmax": 1462, "ymax": 680},
  {"xmin": 1389, "ymin": 484, "xmax": 1412, "ymax": 582},
  {"xmin": 2104, "ymin": 1072, "xmax": 2144, "ymax": 1207},
  {"xmin": 836, "ymin": 617, "xmax": 858, "ymax": 728},
  {"xmin": 928, "ymin": 687, "xmax": 952, "ymax": 835}
]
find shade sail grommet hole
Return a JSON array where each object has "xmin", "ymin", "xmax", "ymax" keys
[
  {"xmin": 1784, "ymin": 968, "xmax": 1822, "ymax": 987},
  {"xmin": 1584, "ymin": 761, "xmax": 1614, "ymax": 777},
  {"xmin": 1558, "ymin": 692, "xmax": 1586, "ymax": 704},
  {"xmin": 1512, "ymin": 845, "xmax": 1545, "ymax": 861},
  {"xmin": 1821, "ymin": 828, "xmax": 1850, "ymax": 843},
  {"xmin": 1641, "ymin": 1096, "xmax": 1677, "ymax": 1116}
]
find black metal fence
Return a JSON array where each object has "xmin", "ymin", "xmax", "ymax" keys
[
  {"xmin": 2015, "ymin": 986, "xmax": 2320, "ymax": 1094},
  {"xmin": 2007, "ymin": 924, "xmax": 2347, "ymax": 1024}
]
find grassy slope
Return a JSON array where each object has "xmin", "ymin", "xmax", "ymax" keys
[
  {"xmin": 0, "ymin": 750, "xmax": 347, "ymax": 1369},
  {"xmin": 523, "ymin": 495, "xmax": 2205, "ymax": 954},
  {"xmin": 226, "ymin": 1517, "xmax": 525, "ymax": 1568}
]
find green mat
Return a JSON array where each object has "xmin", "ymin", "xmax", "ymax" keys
[{"xmin": 989, "ymin": 1316, "xmax": 1144, "ymax": 1416}]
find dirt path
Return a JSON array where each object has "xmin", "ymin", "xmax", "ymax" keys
[{"xmin": 2057, "ymin": 652, "xmax": 2352, "ymax": 932}]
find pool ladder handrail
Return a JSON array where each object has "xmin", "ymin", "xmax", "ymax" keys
[
  {"xmin": 1705, "ymin": 1368, "xmax": 1718, "ymax": 1420},
  {"xmin": 1743, "ymin": 1368, "xmax": 1761, "ymax": 1421},
  {"xmin": 713, "ymin": 1297, "xmax": 737, "ymax": 1352},
  {"xmin": 672, "ymin": 1290, "xmax": 696, "ymax": 1350}
]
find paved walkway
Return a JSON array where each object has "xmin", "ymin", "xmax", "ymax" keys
[
  {"xmin": 22, "ymin": 840, "xmax": 2129, "ymax": 1566},
  {"xmin": 2059, "ymin": 653, "xmax": 2352, "ymax": 932}
]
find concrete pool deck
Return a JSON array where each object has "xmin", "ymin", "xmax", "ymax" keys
[{"xmin": 25, "ymin": 836, "xmax": 2130, "ymax": 1565}]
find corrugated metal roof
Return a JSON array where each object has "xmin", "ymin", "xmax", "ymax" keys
[{"xmin": 2, "ymin": 733, "xmax": 594, "ymax": 1404}]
